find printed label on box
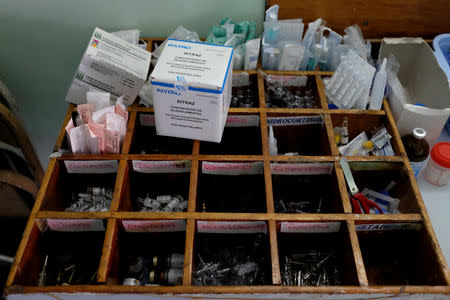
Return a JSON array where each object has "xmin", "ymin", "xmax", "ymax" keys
[
  {"xmin": 197, "ymin": 221, "xmax": 267, "ymax": 234},
  {"xmin": 280, "ymin": 222, "xmax": 341, "ymax": 233},
  {"xmin": 271, "ymin": 163, "xmax": 333, "ymax": 175},
  {"xmin": 123, "ymin": 220, "xmax": 186, "ymax": 232},
  {"xmin": 202, "ymin": 161, "xmax": 263, "ymax": 175},
  {"xmin": 132, "ymin": 160, "xmax": 191, "ymax": 173},
  {"xmin": 225, "ymin": 115, "xmax": 259, "ymax": 127},
  {"xmin": 355, "ymin": 223, "xmax": 422, "ymax": 231},
  {"xmin": 140, "ymin": 114, "xmax": 155, "ymax": 126},
  {"xmin": 64, "ymin": 160, "xmax": 118, "ymax": 173},
  {"xmin": 267, "ymin": 115, "xmax": 323, "ymax": 126},
  {"xmin": 46, "ymin": 219, "xmax": 105, "ymax": 232}
]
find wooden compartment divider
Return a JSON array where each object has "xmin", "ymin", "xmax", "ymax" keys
[{"xmin": 5, "ymin": 37, "xmax": 450, "ymax": 298}]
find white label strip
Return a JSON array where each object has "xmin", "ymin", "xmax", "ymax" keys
[
  {"xmin": 132, "ymin": 160, "xmax": 191, "ymax": 173},
  {"xmin": 123, "ymin": 220, "xmax": 186, "ymax": 232},
  {"xmin": 46, "ymin": 219, "xmax": 105, "ymax": 232},
  {"xmin": 232, "ymin": 72, "xmax": 250, "ymax": 87},
  {"xmin": 225, "ymin": 115, "xmax": 259, "ymax": 127},
  {"xmin": 271, "ymin": 163, "xmax": 333, "ymax": 175},
  {"xmin": 140, "ymin": 113, "xmax": 155, "ymax": 126},
  {"xmin": 197, "ymin": 221, "xmax": 267, "ymax": 234},
  {"xmin": 280, "ymin": 222, "xmax": 341, "ymax": 233},
  {"xmin": 202, "ymin": 161, "xmax": 263, "ymax": 175},
  {"xmin": 267, "ymin": 115, "xmax": 323, "ymax": 126},
  {"xmin": 64, "ymin": 160, "xmax": 118, "ymax": 173},
  {"xmin": 355, "ymin": 223, "xmax": 422, "ymax": 231}
]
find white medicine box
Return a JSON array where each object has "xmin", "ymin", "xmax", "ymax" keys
[
  {"xmin": 65, "ymin": 27, "xmax": 152, "ymax": 106},
  {"xmin": 150, "ymin": 39, "xmax": 233, "ymax": 143}
]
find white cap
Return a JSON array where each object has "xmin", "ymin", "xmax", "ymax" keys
[{"xmin": 413, "ymin": 128, "xmax": 427, "ymax": 139}]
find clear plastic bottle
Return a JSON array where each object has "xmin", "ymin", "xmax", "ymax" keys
[{"xmin": 401, "ymin": 128, "xmax": 430, "ymax": 177}]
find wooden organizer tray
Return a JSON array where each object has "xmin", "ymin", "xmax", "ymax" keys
[{"xmin": 5, "ymin": 38, "xmax": 450, "ymax": 297}]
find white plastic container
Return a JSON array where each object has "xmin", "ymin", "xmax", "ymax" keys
[{"xmin": 423, "ymin": 142, "xmax": 450, "ymax": 186}]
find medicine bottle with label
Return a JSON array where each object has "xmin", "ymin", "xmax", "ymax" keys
[
  {"xmin": 401, "ymin": 128, "xmax": 429, "ymax": 177},
  {"xmin": 152, "ymin": 253, "xmax": 184, "ymax": 269},
  {"xmin": 148, "ymin": 268, "xmax": 183, "ymax": 286}
]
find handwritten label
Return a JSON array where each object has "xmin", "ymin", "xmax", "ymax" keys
[
  {"xmin": 225, "ymin": 115, "xmax": 259, "ymax": 127},
  {"xmin": 232, "ymin": 72, "xmax": 250, "ymax": 87},
  {"xmin": 355, "ymin": 223, "xmax": 422, "ymax": 231},
  {"xmin": 267, "ymin": 115, "xmax": 323, "ymax": 126},
  {"xmin": 123, "ymin": 220, "xmax": 186, "ymax": 232},
  {"xmin": 132, "ymin": 160, "xmax": 191, "ymax": 173},
  {"xmin": 267, "ymin": 75, "xmax": 307, "ymax": 87},
  {"xmin": 271, "ymin": 163, "xmax": 333, "ymax": 175},
  {"xmin": 140, "ymin": 114, "xmax": 155, "ymax": 126},
  {"xmin": 202, "ymin": 161, "xmax": 263, "ymax": 175},
  {"xmin": 46, "ymin": 219, "xmax": 105, "ymax": 232},
  {"xmin": 197, "ymin": 221, "xmax": 267, "ymax": 234},
  {"xmin": 64, "ymin": 160, "xmax": 118, "ymax": 173},
  {"xmin": 280, "ymin": 222, "xmax": 341, "ymax": 233}
]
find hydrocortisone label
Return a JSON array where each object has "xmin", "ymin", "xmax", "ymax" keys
[
  {"xmin": 271, "ymin": 163, "xmax": 333, "ymax": 175},
  {"xmin": 267, "ymin": 115, "xmax": 323, "ymax": 126},
  {"xmin": 197, "ymin": 221, "xmax": 267, "ymax": 234},
  {"xmin": 64, "ymin": 160, "xmax": 118, "ymax": 173},
  {"xmin": 132, "ymin": 160, "xmax": 191, "ymax": 173}
]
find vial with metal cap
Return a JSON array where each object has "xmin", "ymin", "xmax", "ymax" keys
[{"xmin": 401, "ymin": 128, "xmax": 430, "ymax": 177}]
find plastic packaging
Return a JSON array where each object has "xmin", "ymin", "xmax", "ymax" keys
[
  {"xmin": 298, "ymin": 18, "xmax": 322, "ymax": 71},
  {"xmin": 278, "ymin": 44, "xmax": 305, "ymax": 70},
  {"xmin": 402, "ymin": 128, "xmax": 430, "ymax": 177},
  {"xmin": 152, "ymin": 26, "xmax": 200, "ymax": 59},
  {"xmin": 244, "ymin": 38, "xmax": 261, "ymax": 70},
  {"xmin": 423, "ymin": 142, "xmax": 450, "ymax": 186},
  {"xmin": 264, "ymin": 5, "xmax": 280, "ymax": 44},
  {"xmin": 269, "ymin": 126, "xmax": 278, "ymax": 156},
  {"xmin": 369, "ymin": 58, "xmax": 388, "ymax": 110}
]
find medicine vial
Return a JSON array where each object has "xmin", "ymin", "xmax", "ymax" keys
[
  {"xmin": 401, "ymin": 128, "xmax": 429, "ymax": 177},
  {"xmin": 423, "ymin": 142, "xmax": 450, "ymax": 186},
  {"xmin": 149, "ymin": 268, "xmax": 183, "ymax": 285}
]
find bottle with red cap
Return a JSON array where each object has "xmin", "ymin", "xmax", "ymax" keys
[
  {"xmin": 401, "ymin": 128, "xmax": 430, "ymax": 177},
  {"xmin": 423, "ymin": 142, "xmax": 450, "ymax": 186}
]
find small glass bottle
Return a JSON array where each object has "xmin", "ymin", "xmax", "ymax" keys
[
  {"xmin": 341, "ymin": 117, "xmax": 349, "ymax": 145},
  {"xmin": 401, "ymin": 128, "xmax": 430, "ymax": 177},
  {"xmin": 152, "ymin": 253, "xmax": 184, "ymax": 269},
  {"xmin": 148, "ymin": 268, "xmax": 183, "ymax": 286}
]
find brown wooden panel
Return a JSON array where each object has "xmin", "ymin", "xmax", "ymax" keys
[{"xmin": 269, "ymin": 0, "xmax": 450, "ymax": 38}]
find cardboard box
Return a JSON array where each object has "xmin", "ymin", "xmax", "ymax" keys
[
  {"xmin": 150, "ymin": 39, "xmax": 233, "ymax": 142},
  {"xmin": 379, "ymin": 38, "xmax": 450, "ymax": 145},
  {"xmin": 65, "ymin": 27, "xmax": 151, "ymax": 106}
]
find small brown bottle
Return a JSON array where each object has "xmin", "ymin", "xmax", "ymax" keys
[{"xmin": 401, "ymin": 128, "xmax": 430, "ymax": 177}]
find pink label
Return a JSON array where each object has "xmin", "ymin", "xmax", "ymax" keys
[
  {"xmin": 132, "ymin": 160, "xmax": 191, "ymax": 173},
  {"xmin": 87, "ymin": 121, "xmax": 106, "ymax": 153},
  {"xmin": 202, "ymin": 162, "xmax": 263, "ymax": 175},
  {"xmin": 271, "ymin": 163, "xmax": 333, "ymax": 175},
  {"xmin": 114, "ymin": 104, "xmax": 129, "ymax": 122},
  {"xmin": 280, "ymin": 222, "xmax": 341, "ymax": 233},
  {"xmin": 140, "ymin": 114, "xmax": 155, "ymax": 126},
  {"xmin": 64, "ymin": 160, "xmax": 118, "ymax": 173},
  {"xmin": 104, "ymin": 129, "xmax": 120, "ymax": 154},
  {"xmin": 77, "ymin": 104, "xmax": 95, "ymax": 124},
  {"xmin": 123, "ymin": 220, "xmax": 186, "ymax": 232},
  {"xmin": 225, "ymin": 115, "xmax": 259, "ymax": 127},
  {"xmin": 46, "ymin": 219, "xmax": 105, "ymax": 232},
  {"xmin": 197, "ymin": 221, "xmax": 267, "ymax": 234}
]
